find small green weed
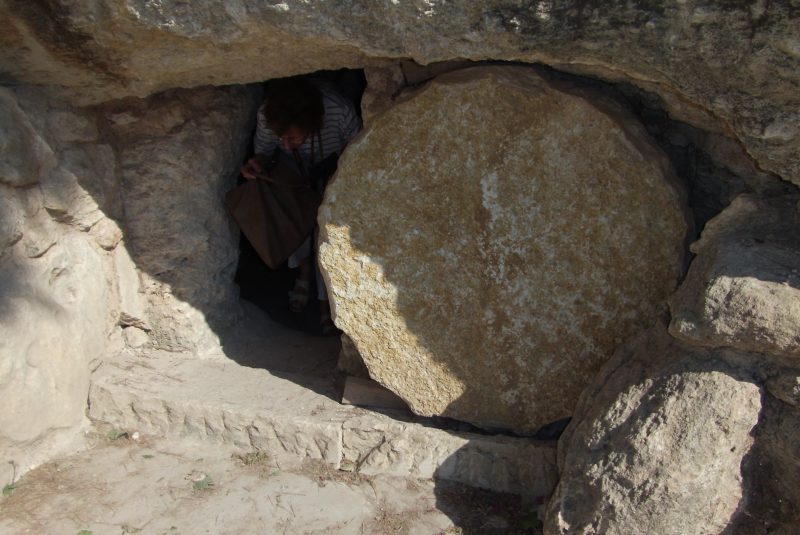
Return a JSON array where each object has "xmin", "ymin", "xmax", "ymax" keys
[
  {"xmin": 192, "ymin": 475, "xmax": 213, "ymax": 491},
  {"xmin": 4, "ymin": 460, "xmax": 17, "ymax": 497},
  {"xmin": 107, "ymin": 429, "xmax": 128, "ymax": 441},
  {"xmin": 142, "ymin": 454, "xmax": 154, "ymax": 459},
  {"xmin": 77, "ymin": 530, "xmax": 93, "ymax": 535},
  {"xmin": 234, "ymin": 451, "xmax": 270, "ymax": 466},
  {"xmin": 233, "ymin": 451, "xmax": 277, "ymax": 479}
]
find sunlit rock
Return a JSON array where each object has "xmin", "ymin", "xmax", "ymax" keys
[
  {"xmin": 319, "ymin": 66, "xmax": 689, "ymax": 433},
  {"xmin": 545, "ymin": 326, "xmax": 761, "ymax": 535},
  {"xmin": 670, "ymin": 194, "xmax": 800, "ymax": 361}
]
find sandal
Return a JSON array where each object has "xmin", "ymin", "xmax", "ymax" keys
[{"xmin": 288, "ymin": 278, "xmax": 310, "ymax": 313}]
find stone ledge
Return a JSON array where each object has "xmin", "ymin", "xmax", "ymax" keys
[{"xmin": 88, "ymin": 350, "xmax": 558, "ymax": 497}]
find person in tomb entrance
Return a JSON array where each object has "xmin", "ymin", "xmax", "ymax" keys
[{"xmin": 241, "ymin": 76, "xmax": 362, "ymax": 335}]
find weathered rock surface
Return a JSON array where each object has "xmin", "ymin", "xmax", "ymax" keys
[
  {"xmin": 670, "ymin": 194, "xmax": 800, "ymax": 361},
  {"xmin": 89, "ymin": 348, "xmax": 558, "ymax": 496},
  {"xmin": 0, "ymin": 435, "xmax": 495, "ymax": 535},
  {"xmin": 99, "ymin": 85, "xmax": 260, "ymax": 353},
  {"xmin": 727, "ymin": 394, "xmax": 800, "ymax": 535},
  {"xmin": 113, "ymin": 245, "xmax": 148, "ymax": 330},
  {"xmin": 0, "ymin": 89, "xmax": 116, "ymax": 472},
  {"xmin": 0, "ymin": 90, "xmax": 56, "ymax": 187},
  {"xmin": 1, "ymin": 2, "xmax": 798, "ymax": 187},
  {"xmin": 767, "ymin": 372, "xmax": 800, "ymax": 408},
  {"xmin": 319, "ymin": 66, "xmax": 688, "ymax": 433},
  {"xmin": 1, "ymin": 83, "xmax": 258, "ymax": 473},
  {"xmin": 0, "ymin": 232, "xmax": 108, "ymax": 472},
  {"xmin": 545, "ymin": 326, "xmax": 762, "ymax": 535}
]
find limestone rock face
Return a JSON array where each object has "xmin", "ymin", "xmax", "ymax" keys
[
  {"xmin": 0, "ymin": 90, "xmax": 56, "ymax": 187},
  {"xmin": 319, "ymin": 66, "xmax": 688, "ymax": 433},
  {"xmin": 0, "ymin": 234, "xmax": 108, "ymax": 440},
  {"xmin": 670, "ymin": 194, "xmax": 800, "ymax": 361},
  {"xmin": 2, "ymin": 83, "xmax": 260, "ymax": 474},
  {"xmin": 767, "ymin": 372, "xmax": 800, "ymax": 407},
  {"xmin": 0, "ymin": 89, "xmax": 113, "ymax": 472},
  {"xmin": 361, "ymin": 65, "xmax": 405, "ymax": 126},
  {"xmin": 729, "ymin": 394, "xmax": 800, "ymax": 534},
  {"xmin": 1, "ymin": 2, "xmax": 798, "ymax": 187},
  {"xmin": 544, "ymin": 326, "xmax": 762, "ymax": 535},
  {"xmin": 99, "ymin": 85, "xmax": 260, "ymax": 353}
]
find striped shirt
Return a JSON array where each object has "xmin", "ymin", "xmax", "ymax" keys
[{"xmin": 253, "ymin": 84, "xmax": 362, "ymax": 170}]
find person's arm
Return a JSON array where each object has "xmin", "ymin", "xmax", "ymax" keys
[{"xmin": 242, "ymin": 107, "xmax": 279, "ymax": 179}]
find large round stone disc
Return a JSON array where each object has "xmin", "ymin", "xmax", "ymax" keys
[{"xmin": 319, "ymin": 66, "xmax": 688, "ymax": 433}]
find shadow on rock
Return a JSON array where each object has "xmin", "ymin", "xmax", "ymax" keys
[{"xmin": 543, "ymin": 323, "xmax": 794, "ymax": 535}]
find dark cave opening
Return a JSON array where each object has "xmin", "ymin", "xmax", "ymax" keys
[{"xmin": 233, "ymin": 67, "xmax": 368, "ymax": 338}]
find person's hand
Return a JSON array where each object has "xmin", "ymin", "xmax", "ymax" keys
[{"xmin": 241, "ymin": 156, "xmax": 263, "ymax": 180}]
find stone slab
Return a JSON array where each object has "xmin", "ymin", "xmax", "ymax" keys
[
  {"xmin": 0, "ymin": 435, "xmax": 469, "ymax": 534},
  {"xmin": 89, "ymin": 349, "xmax": 557, "ymax": 497}
]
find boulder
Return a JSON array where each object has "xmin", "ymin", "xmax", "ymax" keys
[
  {"xmin": 670, "ymin": 194, "xmax": 800, "ymax": 361},
  {"xmin": 319, "ymin": 66, "xmax": 688, "ymax": 433},
  {"xmin": 544, "ymin": 326, "xmax": 762, "ymax": 535}
]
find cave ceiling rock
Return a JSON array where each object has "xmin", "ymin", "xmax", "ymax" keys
[{"xmin": 0, "ymin": 1, "xmax": 798, "ymax": 185}]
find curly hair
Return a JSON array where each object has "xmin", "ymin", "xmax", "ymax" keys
[{"xmin": 262, "ymin": 77, "xmax": 324, "ymax": 135}]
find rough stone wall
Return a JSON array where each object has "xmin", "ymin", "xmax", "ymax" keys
[
  {"xmin": 1, "ymin": 1, "xmax": 798, "ymax": 188},
  {"xmin": 0, "ymin": 88, "xmax": 118, "ymax": 474},
  {"xmin": 97, "ymin": 85, "xmax": 260, "ymax": 353},
  {"xmin": 0, "ymin": 84, "xmax": 257, "ymax": 476}
]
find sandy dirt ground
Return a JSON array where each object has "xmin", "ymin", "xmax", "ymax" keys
[{"xmin": 0, "ymin": 431, "xmax": 542, "ymax": 535}]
